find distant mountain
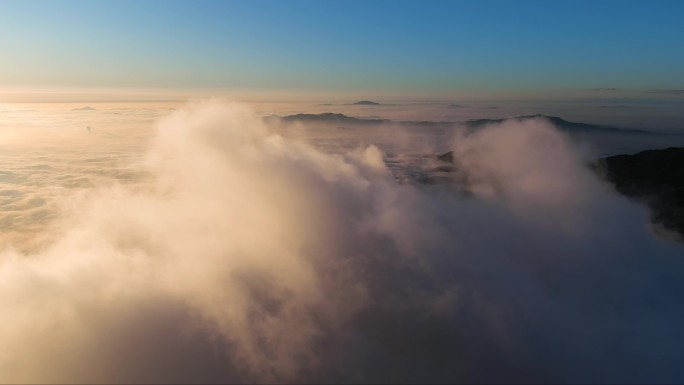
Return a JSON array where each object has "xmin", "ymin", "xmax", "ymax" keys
[
  {"xmin": 267, "ymin": 112, "xmax": 388, "ymax": 125},
  {"xmin": 267, "ymin": 113, "xmax": 462, "ymax": 129},
  {"xmin": 598, "ymin": 147, "xmax": 684, "ymax": 238},
  {"xmin": 72, "ymin": 106, "xmax": 96, "ymax": 111},
  {"xmin": 464, "ymin": 114, "xmax": 653, "ymax": 134},
  {"xmin": 352, "ymin": 101, "xmax": 380, "ymax": 105},
  {"xmin": 268, "ymin": 112, "xmax": 665, "ymax": 136}
]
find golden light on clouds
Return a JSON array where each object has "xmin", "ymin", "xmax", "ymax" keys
[{"xmin": 1, "ymin": 101, "xmax": 683, "ymax": 382}]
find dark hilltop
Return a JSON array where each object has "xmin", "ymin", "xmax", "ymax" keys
[{"xmin": 598, "ymin": 147, "xmax": 684, "ymax": 239}]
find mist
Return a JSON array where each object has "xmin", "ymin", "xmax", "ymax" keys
[{"xmin": 1, "ymin": 100, "xmax": 683, "ymax": 383}]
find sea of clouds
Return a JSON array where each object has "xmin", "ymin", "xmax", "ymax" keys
[{"xmin": 0, "ymin": 100, "xmax": 683, "ymax": 383}]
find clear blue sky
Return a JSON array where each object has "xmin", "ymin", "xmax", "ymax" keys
[{"xmin": 1, "ymin": 0, "xmax": 683, "ymax": 98}]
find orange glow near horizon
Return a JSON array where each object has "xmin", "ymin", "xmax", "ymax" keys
[{"xmin": 1, "ymin": 85, "xmax": 617, "ymax": 104}]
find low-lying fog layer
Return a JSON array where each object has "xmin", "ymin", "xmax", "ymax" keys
[{"xmin": 1, "ymin": 101, "xmax": 683, "ymax": 383}]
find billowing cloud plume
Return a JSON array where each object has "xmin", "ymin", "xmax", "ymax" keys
[{"xmin": 1, "ymin": 101, "xmax": 683, "ymax": 383}]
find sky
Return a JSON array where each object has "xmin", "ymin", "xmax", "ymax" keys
[{"xmin": 1, "ymin": 0, "xmax": 684, "ymax": 101}]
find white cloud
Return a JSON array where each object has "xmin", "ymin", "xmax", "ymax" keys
[{"xmin": 0, "ymin": 101, "xmax": 683, "ymax": 383}]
